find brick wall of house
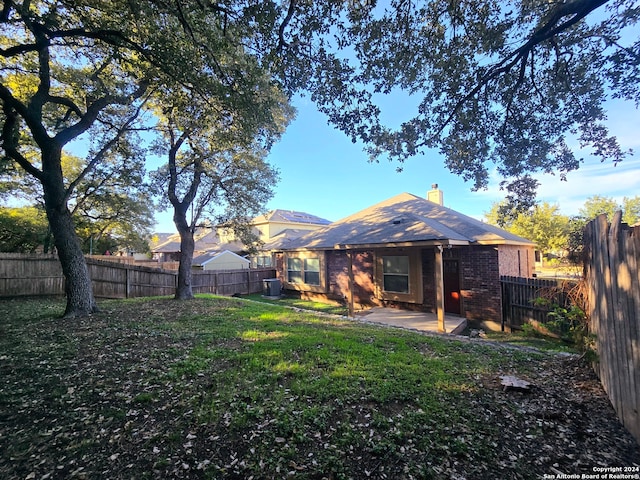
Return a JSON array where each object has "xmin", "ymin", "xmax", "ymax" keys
[
  {"xmin": 327, "ymin": 250, "xmax": 349, "ymax": 300},
  {"xmin": 274, "ymin": 252, "xmax": 284, "ymax": 281},
  {"xmin": 276, "ymin": 250, "xmax": 379, "ymax": 309},
  {"xmin": 323, "ymin": 250, "xmax": 378, "ymax": 309},
  {"xmin": 458, "ymin": 246, "xmax": 502, "ymax": 322},
  {"xmin": 497, "ymin": 245, "xmax": 535, "ymax": 277},
  {"xmin": 276, "ymin": 245, "xmax": 507, "ymax": 323},
  {"xmin": 421, "ymin": 248, "xmax": 436, "ymax": 312},
  {"xmin": 351, "ymin": 250, "xmax": 376, "ymax": 309}
]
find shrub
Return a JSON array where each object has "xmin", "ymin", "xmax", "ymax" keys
[{"xmin": 532, "ymin": 281, "xmax": 597, "ymax": 360}]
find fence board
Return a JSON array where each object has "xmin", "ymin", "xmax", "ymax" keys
[
  {"xmin": 584, "ymin": 213, "xmax": 640, "ymax": 443},
  {"xmin": 0, "ymin": 253, "xmax": 275, "ymax": 299},
  {"xmin": 0, "ymin": 254, "xmax": 65, "ymax": 297}
]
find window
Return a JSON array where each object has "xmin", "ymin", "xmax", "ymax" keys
[
  {"xmin": 287, "ymin": 257, "xmax": 303, "ymax": 283},
  {"xmin": 382, "ymin": 256, "xmax": 409, "ymax": 293},
  {"xmin": 375, "ymin": 249, "xmax": 422, "ymax": 304},
  {"xmin": 304, "ymin": 258, "xmax": 320, "ymax": 285},
  {"xmin": 287, "ymin": 256, "xmax": 320, "ymax": 285},
  {"xmin": 253, "ymin": 255, "xmax": 272, "ymax": 268}
]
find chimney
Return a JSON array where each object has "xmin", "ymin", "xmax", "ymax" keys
[{"xmin": 427, "ymin": 183, "xmax": 443, "ymax": 205}]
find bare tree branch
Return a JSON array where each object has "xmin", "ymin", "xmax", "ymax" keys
[{"xmin": 277, "ymin": 0, "xmax": 297, "ymax": 53}]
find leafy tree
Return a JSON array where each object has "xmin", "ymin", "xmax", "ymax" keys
[
  {"xmin": 483, "ymin": 200, "xmax": 519, "ymax": 228},
  {"xmin": 579, "ymin": 195, "xmax": 621, "ymax": 221},
  {"xmin": 3, "ymin": 149, "xmax": 155, "ymax": 255},
  {"xmin": 0, "ymin": 1, "xmax": 282, "ymax": 315},
  {"xmin": 64, "ymin": 151, "xmax": 155, "ymax": 255},
  {"xmin": 486, "ymin": 201, "xmax": 571, "ymax": 259},
  {"xmin": 579, "ymin": 195, "xmax": 640, "ymax": 224},
  {"xmin": 152, "ymin": 88, "xmax": 290, "ymax": 299},
  {"xmin": 0, "ymin": 206, "xmax": 49, "ymax": 252},
  {"xmin": 1, "ymin": 2, "xmax": 156, "ymax": 315},
  {"xmin": 271, "ymin": 0, "xmax": 638, "ymax": 211},
  {"xmin": 623, "ymin": 196, "xmax": 640, "ymax": 225},
  {"xmin": 566, "ymin": 215, "xmax": 588, "ymax": 263}
]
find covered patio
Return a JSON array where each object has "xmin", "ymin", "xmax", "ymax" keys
[{"xmin": 355, "ymin": 307, "xmax": 467, "ymax": 335}]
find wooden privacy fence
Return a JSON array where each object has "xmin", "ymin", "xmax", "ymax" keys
[
  {"xmin": 584, "ymin": 212, "xmax": 640, "ymax": 443},
  {"xmin": 0, "ymin": 253, "xmax": 276, "ymax": 299},
  {"xmin": 500, "ymin": 275, "xmax": 575, "ymax": 331},
  {"xmin": 0, "ymin": 253, "xmax": 64, "ymax": 297},
  {"xmin": 191, "ymin": 269, "xmax": 275, "ymax": 296}
]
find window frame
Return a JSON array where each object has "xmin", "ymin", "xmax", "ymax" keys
[
  {"xmin": 381, "ymin": 255, "xmax": 410, "ymax": 293},
  {"xmin": 287, "ymin": 257, "xmax": 304, "ymax": 284},
  {"xmin": 375, "ymin": 248, "xmax": 423, "ymax": 304},
  {"xmin": 284, "ymin": 252, "xmax": 326, "ymax": 293},
  {"xmin": 252, "ymin": 254, "xmax": 273, "ymax": 268}
]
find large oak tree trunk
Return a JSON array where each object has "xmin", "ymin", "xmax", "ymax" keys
[
  {"xmin": 174, "ymin": 208, "xmax": 195, "ymax": 300},
  {"xmin": 42, "ymin": 147, "xmax": 97, "ymax": 317}
]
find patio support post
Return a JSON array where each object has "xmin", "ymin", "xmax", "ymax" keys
[
  {"xmin": 435, "ymin": 245, "xmax": 446, "ymax": 332},
  {"xmin": 347, "ymin": 250, "xmax": 355, "ymax": 318}
]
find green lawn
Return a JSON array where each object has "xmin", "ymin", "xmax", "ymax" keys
[
  {"xmin": 0, "ymin": 295, "xmax": 637, "ymax": 479},
  {"xmin": 482, "ymin": 330, "xmax": 579, "ymax": 354},
  {"xmin": 241, "ymin": 292, "xmax": 348, "ymax": 316}
]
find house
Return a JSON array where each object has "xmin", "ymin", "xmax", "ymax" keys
[
  {"xmin": 192, "ymin": 250, "xmax": 250, "ymax": 271},
  {"xmin": 249, "ymin": 209, "xmax": 332, "ymax": 243},
  {"xmin": 261, "ymin": 189, "xmax": 535, "ymax": 329},
  {"xmin": 239, "ymin": 210, "xmax": 331, "ymax": 268},
  {"xmin": 151, "ymin": 229, "xmax": 245, "ymax": 262},
  {"xmin": 151, "ymin": 210, "xmax": 331, "ymax": 267}
]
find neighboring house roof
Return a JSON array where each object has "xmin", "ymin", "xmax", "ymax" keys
[
  {"xmin": 152, "ymin": 229, "xmax": 240, "ymax": 254},
  {"xmin": 194, "ymin": 231, "xmax": 222, "ymax": 251},
  {"xmin": 253, "ymin": 209, "xmax": 331, "ymax": 226},
  {"xmin": 261, "ymin": 229, "xmax": 318, "ymax": 250},
  {"xmin": 269, "ymin": 192, "xmax": 534, "ymax": 250},
  {"xmin": 150, "ymin": 233, "xmax": 175, "ymax": 249},
  {"xmin": 214, "ymin": 240, "xmax": 247, "ymax": 253},
  {"xmin": 153, "ymin": 240, "xmax": 182, "ymax": 253},
  {"xmin": 193, "ymin": 249, "xmax": 250, "ymax": 267}
]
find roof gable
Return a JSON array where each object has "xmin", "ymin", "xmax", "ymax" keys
[
  {"xmin": 272, "ymin": 192, "xmax": 534, "ymax": 250},
  {"xmin": 193, "ymin": 249, "xmax": 250, "ymax": 266}
]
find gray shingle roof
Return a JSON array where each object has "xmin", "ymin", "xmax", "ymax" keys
[
  {"xmin": 269, "ymin": 193, "xmax": 534, "ymax": 250},
  {"xmin": 254, "ymin": 209, "xmax": 331, "ymax": 226},
  {"xmin": 261, "ymin": 229, "xmax": 319, "ymax": 250},
  {"xmin": 151, "ymin": 230, "xmax": 245, "ymax": 254}
]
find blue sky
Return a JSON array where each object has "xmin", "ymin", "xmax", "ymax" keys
[{"xmin": 153, "ymin": 95, "xmax": 640, "ymax": 232}]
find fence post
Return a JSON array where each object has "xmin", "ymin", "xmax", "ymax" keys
[{"xmin": 125, "ymin": 266, "xmax": 131, "ymax": 299}]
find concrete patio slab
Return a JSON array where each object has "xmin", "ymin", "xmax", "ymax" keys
[{"xmin": 355, "ymin": 307, "xmax": 467, "ymax": 335}]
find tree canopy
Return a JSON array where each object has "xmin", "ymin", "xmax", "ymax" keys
[
  {"xmin": 579, "ymin": 195, "xmax": 640, "ymax": 224},
  {"xmin": 151, "ymin": 85, "xmax": 291, "ymax": 299},
  {"xmin": 0, "ymin": 206, "xmax": 48, "ymax": 252},
  {"xmin": 485, "ymin": 200, "xmax": 571, "ymax": 255},
  {"xmin": 272, "ymin": 0, "xmax": 639, "ymax": 209},
  {"xmin": 3, "ymin": 148, "xmax": 155, "ymax": 254},
  {"xmin": 0, "ymin": 0, "xmax": 291, "ymax": 314}
]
